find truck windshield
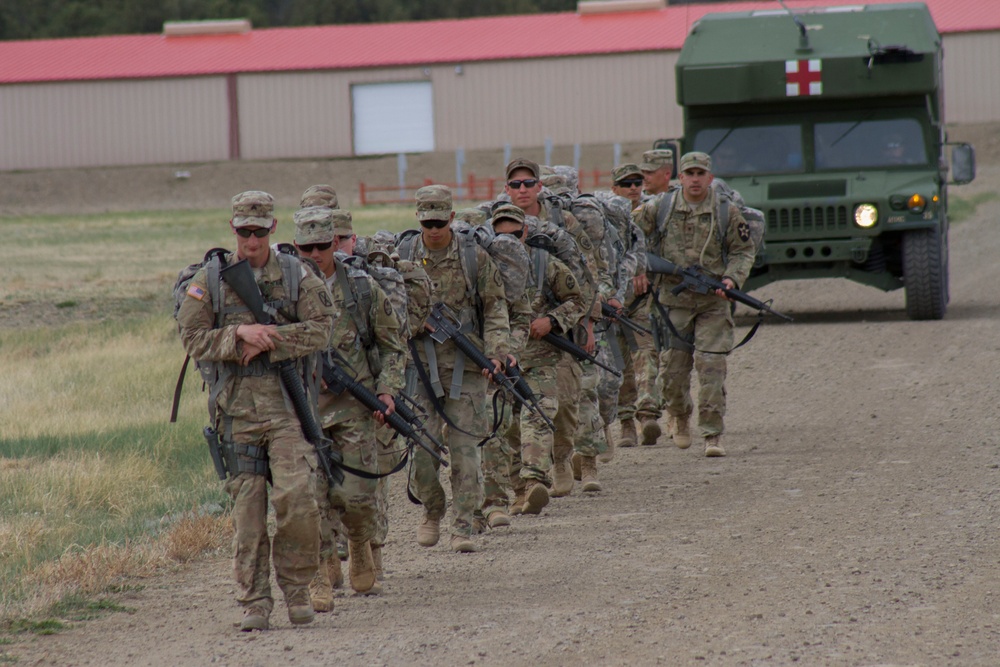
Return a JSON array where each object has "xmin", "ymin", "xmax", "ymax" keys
[
  {"xmin": 693, "ymin": 125, "xmax": 804, "ymax": 176},
  {"xmin": 815, "ymin": 118, "xmax": 927, "ymax": 169}
]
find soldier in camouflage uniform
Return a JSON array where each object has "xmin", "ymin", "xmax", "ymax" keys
[
  {"xmin": 293, "ymin": 207, "xmax": 405, "ymax": 608},
  {"xmin": 608, "ymin": 163, "xmax": 656, "ymax": 448},
  {"xmin": 177, "ymin": 191, "xmax": 334, "ymax": 632},
  {"xmin": 506, "ymin": 159, "xmax": 600, "ymax": 501},
  {"xmin": 632, "ymin": 152, "xmax": 755, "ymax": 457},
  {"xmin": 405, "ymin": 185, "xmax": 511, "ymax": 553},
  {"xmin": 494, "ymin": 203, "xmax": 587, "ymax": 513}
]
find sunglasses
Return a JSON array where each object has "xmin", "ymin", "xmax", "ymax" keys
[
  {"xmin": 420, "ymin": 219, "xmax": 450, "ymax": 229},
  {"xmin": 235, "ymin": 227, "xmax": 271, "ymax": 238},
  {"xmin": 298, "ymin": 242, "xmax": 332, "ymax": 253},
  {"xmin": 502, "ymin": 228, "xmax": 524, "ymax": 239},
  {"xmin": 335, "ymin": 234, "xmax": 353, "ymax": 242},
  {"xmin": 616, "ymin": 178, "xmax": 644, "ymax": 188},
  {"xmin": 507, "ymin": 178, "xmax": 539, "ymax": 190}
]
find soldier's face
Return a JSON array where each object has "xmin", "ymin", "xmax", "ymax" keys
[
  {"xmin": 232, "ymin": 221, "xmax": 275, "ymax": 268},
  {"xmin": 505, "ymin": 169, "xmax": 542, "ymax": 211},
  {"xmin": 419, "ymin": 211, "xmax": 455, "ymax": 250},
  {"xmin": 642, "ymin": 167, "xmax": 670, "ymax": 195},
  {"xmin": 296, "ymin": 240, "xmax": 335, "ymax": 278},
  {"xmin": 331, "ymin": 233, "xmax": 356, "ymax": 257},
  {"xmin": 612, "ymin": 176, "xmax": 644, "ymax": 206},
  {"xmin": 679, "ymin": 168, "xmax": 714, "ymax": 203}
]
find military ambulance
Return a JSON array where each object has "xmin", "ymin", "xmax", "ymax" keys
[{"xmin": 657, "ymin": 2, "xmax": 975, "ymax": 320}]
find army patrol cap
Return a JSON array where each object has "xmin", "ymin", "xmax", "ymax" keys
[
  {"xmin": 611, "ymin": 163, "xmax": 643, "ymax": 183},
  {"xmin": 300, "ymin": 184, "xmax": 338, "ymax": 209},
  {"xmin": 231, "ymin": 191, "xmax": 275, "ymax": 228},
  {"xmin": 293, "ymin": 206, "xmax": 336, "ymax": 244},
  {"xmin": 505, "ymin": 157, "xmax": 541, "ymax": 180},
  {"xmin": 679, "ymin": 151, "xmax": 713, "ymax": 173},
  {"xmin": 415, "ymin": 184, "xmax": 453, "ymax": 221},
  {"xmin": 641, "ymin": 149, "xmax": 673, "ymax": 172},
  {"xmin": 455, "ymin": 207, "xmax": 488, "ymax": 226},
  {"xmin": 490, "ymin": 203, "xmax": 526, "ymax": 226}
]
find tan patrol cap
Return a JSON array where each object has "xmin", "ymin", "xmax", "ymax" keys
[
  {"xmin": 491, "ymin": 204, "xmax": 526, "ymax": 226},
  {"xmin": 231, "ymin": 191, "xmax": 275, "ymax": 228},
  {"xmin": 641, "ymin": 149, "xmax": 674, "ymax": 172},
  {"xmin": 415, "ymin": 184, "xmax": 453, "ymax": 221},
  {"xmin": 505, "ymin": 158, "xmax": 541, "ymax": 180},
  {"xmin": 293, "ymin": 206, "xmax": 335, "ymax": 245},
  {"xmin": 300, "ymin": 184, "xmax": 338, "ymax": 209},
  {"xmin": 611, "ymin": 163, "xmax": 643, "ymax": 183},
  {"xmin": 678, "ymin": 151, "xmax": 713, "ymax": 173}
]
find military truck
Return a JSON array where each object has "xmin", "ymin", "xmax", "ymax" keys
[{"xmin": 657, "ymin": 2, "xmax": 975, "ymax": 320}]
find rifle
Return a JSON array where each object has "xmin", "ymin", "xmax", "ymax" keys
[
  {"xmin": 220, "ymin": 258, "xmax": 345, "ymax": 486},
  {"xmin": 645, "ymin": 253, "xmax": 793, "ymax": 322},
  {"xmin": 601, "ymin": 301, "xmax": 652, "ymax": 337},
  {"xmin": 321, "ymin": 350, "xmax": 449, "ymax": 466},
  {"xmin": 507, "ymin": 364, "xmax": 557, "ymax": 432},
  {"xmin": 425, "ymin": 303, "xmax": 554, "ymax": 430},
  {"xmin": 541, "ymin": 332, "xmax": 623, "ymax": 377}
]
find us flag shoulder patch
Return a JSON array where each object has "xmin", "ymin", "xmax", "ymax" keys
[{"xmin": 187, "ymin": 284, "xmax": 206, "ymax": 300}]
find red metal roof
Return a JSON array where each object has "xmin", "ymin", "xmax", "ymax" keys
[{"xmin": 0, "ymin": 0, "xmax": 996, "ymax": 84}]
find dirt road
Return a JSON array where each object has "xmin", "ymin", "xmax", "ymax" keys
[{"xmin": 10, "ymin": 167, "xmax": 1000, "ymax": 666}]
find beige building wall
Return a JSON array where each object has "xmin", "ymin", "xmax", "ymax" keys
[
  {"xmin": 942, "ymin": 32, "xmax": 1000, "ymax": 124},
  {"xmin": 237, "ymin": 68, "xmax": 426, "ymax": 160},
  {"xmin": 0, "ymin": 77, "xmax": 229, "ymax": 171}
]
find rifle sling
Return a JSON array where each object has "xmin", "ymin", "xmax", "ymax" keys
[
  {"xmin": 170, "ymin": 354, "xmax": 191, "ymax": 423},
  {"xmin": 652, "ymin": 292, "xmax": 762, "ymax": 355}
]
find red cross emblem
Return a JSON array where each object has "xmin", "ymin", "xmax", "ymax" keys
[{"xmin": 786, "ymin": 59, "xmax": 822, "ymax": 96}]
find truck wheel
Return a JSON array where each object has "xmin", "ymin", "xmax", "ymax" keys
[{"xmin": 903, "ymin": 228, "xmax": 947, "ymax": 320}]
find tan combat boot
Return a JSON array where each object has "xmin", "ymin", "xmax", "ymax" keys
[
  {"xmin": 450, "ymin": 534, "xmax": 479, "ymax": 553},
  {"xmin": 371, "ymin": 544, "xmax": 384, "ymax": 581},
  {"xmin": 348, "ymin": 539, "xmax": 377, "ymax": 594},
  {"xmin": 286, "ymin": 588, "xmax": 315, "ymax": 626},
  {"xmin": 521, "ymin": 482, "xmax": 550, "ymax": 515},
  {"xmin": 486, "ymin": 508, "xmax": 511, "ymax": 528},
  {"xmin": 641, "ymin": 418, "xmax": 662, "ymax": 446},
  {"xmin": 309, "ymin": 556, "xmax": 335, "ymax": 612},
  {"xmin": 668, "ymin": 414, "xmax": 692, "ymax": 449},
  {"xmin": 597, "ymin": 425, "xmax": 616, "ymax": 463},
  {"xmin": 416, "ymin": 515, "xmax": 440, "ymax": 547},
  {"xmin": 510, "ymin": 489, "xmax": 526, "ymax": 516},
  {"xmin": 330, "ymin": 551, "xmax": 344, "ymax": 589},
  {"xmin": 705, "ymin": 435, "xmax": 726, "ymax": 458},
  {"xmin": 580, "ymin": 456, "xmax": 602, "ymax": 493},
  {"xmin": 571, "ymin": 451, "xmax": 583, "ymax": 481},
  {"xmin": 551, "ymin": 458, "xmax": 574, "ymax": 497},
  {"xmin": 240, "ymin": 605, "xmax": 270, "ymax": 632},
  {"xmin": 619, "ymin": 418, "xmax": 637, "ymax": 447}
]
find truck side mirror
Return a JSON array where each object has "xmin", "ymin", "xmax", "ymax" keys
[{"xmin": 949, "ymin": 143, "xmax": 976, "ymax": 185}]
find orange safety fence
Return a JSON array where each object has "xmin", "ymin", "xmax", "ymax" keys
[{"xmin": 359, "ymin": 170, "xmax": 615, "ymax": 206}]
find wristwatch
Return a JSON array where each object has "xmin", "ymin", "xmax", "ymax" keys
[{"xmin": 547, "ymin": 314, "xmax": 559, "ymax": 330}]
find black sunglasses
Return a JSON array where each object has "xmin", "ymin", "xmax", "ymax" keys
[
  {"xmin": 298, "ymin": 242, "xmax": 332, "ymax": 253},
  {"xmin": 420, "ymin": 219, "xmax": 450, "ymax": 230},
  {"xmin": 507, "ymin": 178, "xmax": 539, "ymax": 190},
  {"xmin": 235, "ymin": 227, "xmax": 271, "ymax": 238},
  {"xmin": 616, "ymin": 178, "xmax": 644, "ymax": 188},
  {"xmin": 501, "ymin": 228, "xmax": 524, "ymax": 239}
]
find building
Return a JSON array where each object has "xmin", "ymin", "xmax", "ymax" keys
[{"xmin": 0, "ymin": 0, "xmax": 998, "ymax": 171}]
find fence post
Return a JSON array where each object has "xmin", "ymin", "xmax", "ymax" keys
[
  {"xmin": 455, "ymin": 148, "xmax": 466, "ymax": 200},
  {"xmin": 397, "ymin": 153, "xmax": 408, "ymax": 202},
  {"xmin": 544, "ymin": 138, "xmax": 553, "ymax": 167},
  {"xmin": 613, "ymin": 143, "xmax": 622, "ymax": 169},
  {"xmin": 359, "ymin": 182, "xmax": 367, "ymax": 206},
  {"xmin": 573, "ymin": 143, "xmax": 581, "ymax": 171}
]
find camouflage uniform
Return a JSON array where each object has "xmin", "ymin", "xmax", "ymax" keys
[
  {"xmin": 177, "ymin": 191, "xmax": 333, "ymax": 625},
  {"xmin": 632, "ymin": 153, "xmax": 755, "ymax": 444},
  {"xmin": 406, "ymin": 185, "xmax": 511, "ymax": 543},
  {"xmin": 295, "ymin": 208, "xmax": 406, "ymax": 595}
]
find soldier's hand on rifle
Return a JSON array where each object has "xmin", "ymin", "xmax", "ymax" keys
[
  {"xmin": 583, "ymin": 320, "xmax": 596, "ymax": 355},
  {"xmin": 483, "ymin": 358, "xmax": 503, "ymax": 379},
  {"xmin": 374, "ymin": 394, "xmax": 396, "ymax": 425},
  {"xmin": 715, "ymin": 278, "xmax": 736, "ymax": 301},
  {"xmin": 529, "ymin": 316, "xmax": 554, "ymax": 339},
  {"xmin": 633, "ymin": 273, "xmax": 649, "ymax": 296},
  {"xmin": 240, "ymin": 342, "xmax": 270, "ymax": 366},
  {"xmin": 607, "ymin": 298, "xmax": 624, "ymax": 312},
  {"xmin": 507, "ymin": 354, "xmax": 518, "ymax": 369},
  {"xmin": 236, "ymin": 323, "xmax": 283, "ymax": 350}
]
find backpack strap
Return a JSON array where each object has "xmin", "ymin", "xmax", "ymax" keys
[
  {"xmin": 335, "ymin": 260, "xmax": 375, "ymax": 350},
  {"xmin": 276, "ymin": 251, "xmax": 301, "ymax": 306},
  {"xmin": 455, "ymin": 230, "xmax": 484, "ymax": 337},
  {"xmin": 654, "ymin": 189, "xmax": 677, "ymax": 241},
  {"xmin": 716, "ymin": 193, "xmax": 732, "ymax": 266}
]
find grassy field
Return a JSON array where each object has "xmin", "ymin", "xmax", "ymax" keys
[{"xmin": 0, "ymin": 205, "xmax": 417, "ymax": 625}]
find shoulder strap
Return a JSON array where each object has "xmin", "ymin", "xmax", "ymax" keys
[
  {"xmin": 396, "ymin": 229, "xmax": 420, "ymax": 261},
  {"xmin": 335, "ymin": 261, "xmax": 374, "ymax": 349},
  {"xmin": 276, "ymin": 252, "xmax": 302, "ymax": 304},
  {"xmin": 655, "ymin": 190, "xmax": 676, "ymax": 237},
  {"xmin": 715, "ymin": 192, "xmax": 732, "ymax": 266},
  {"xmin": 547, "ymin": 198, "xmax": 564, "ymax": 227}
]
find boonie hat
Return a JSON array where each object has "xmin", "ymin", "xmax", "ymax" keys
[
  {"xmin": 679, "ymin": 152, "xmax": 713, "ymax": 173},
  {"xmin": 415, "ymin": 184, "xmax": 453, "ymax": 221},
  {"xmin": 641, "ymin": 149, "xmax": 673, "ymax": 172},
  {"xmin": 293, "ymin": 206, "xmax": 335, "ymax": 245},
  {"xmin": 231, "ymin": 191, "xmax": 275, "ymax": 228}
]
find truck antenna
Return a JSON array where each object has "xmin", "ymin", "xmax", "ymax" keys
[{"xmin": 776, "ymin": 0, "xmax": 811, "ymax": 53}]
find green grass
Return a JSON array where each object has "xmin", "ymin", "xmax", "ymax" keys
[{"xmin": 949, "ymin": 191, "xmax": 999, "ymax": 223}]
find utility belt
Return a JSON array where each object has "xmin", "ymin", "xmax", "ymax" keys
[
  {"xmin": 204, "ymin": 416, "xmax": 270, "ymax": 480},
  {"xmin": 225, "ymin": 357, "xmax": 277, "ymax": 378}
]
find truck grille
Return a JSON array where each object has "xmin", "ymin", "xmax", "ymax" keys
[{"xmin": 765, "ymin": 206, "xmax": 850, "ymax": 234}]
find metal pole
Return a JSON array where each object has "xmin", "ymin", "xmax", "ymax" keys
[
  {"xmin": 397, "ymin": 153, "xmax": 408, "ymax": 202},
  {"xmin": 455, "ymin": 148, "xmax": 466, "ymax": 200},
  {"xmin": 544, "ymin": 138, "xmax": 554, "ymax": 167},
  {"xmin": 573, "ymin": 143, "xmax": 581, "ymax": 171},
  {"xmin": 613, "ymin": 143, "xmax": 622, "ymax": 169}
]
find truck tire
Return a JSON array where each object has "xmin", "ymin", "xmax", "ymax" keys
[{"xmin": 903, "ymin": 228, "xmax": 947, "ymax": 320}]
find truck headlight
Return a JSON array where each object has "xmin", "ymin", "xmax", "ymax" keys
[
  {"xmin": 907, "ymin": 194, "xmax": 926, "ymax": 213},
  {"xmin": 854, "ymin": 203, "xmax": 878, "ymax": 228}
]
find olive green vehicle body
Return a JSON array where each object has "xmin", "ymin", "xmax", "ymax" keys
[{"xmin": 660, "ymin": 2, "xmax": 975, "ymax": 319}]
